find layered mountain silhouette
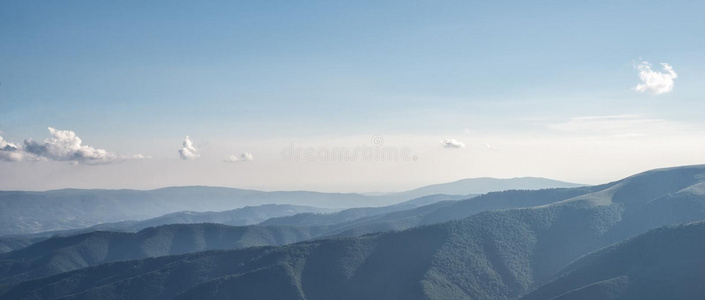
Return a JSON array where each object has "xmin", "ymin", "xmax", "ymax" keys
[
  {"xmin": 0, "ymin": 188, "xmax": 376, "ymax": 235},
  {"xmin": 0, "ymin": 187, "xmax": 596, "ymax": 282},
  {"xmin": 0, "ymin": 177, "xmax": 580, "ymax": 235},
  {"xmin": 0, "ymin": 204, "xmax": 331, "ymax": 244},
  {"xmin": 0, "ymin": 195, "xmax": 468, "ymax": 282},
  {"xmin": 1, "ymin": 165, "xmax": 703, "ymax": 299},
  {"xmin": 0, "ymin": 194, "xmax": 466, "ymax": 255},
  {"xmin": 260, "ymin": 194, "xmax": 471, "ymax": 227}
]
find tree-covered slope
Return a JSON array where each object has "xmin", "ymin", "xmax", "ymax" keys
[
  {"xmin": 520, "ymin": 221, "xmax": 705, "ymax": 300},
  {"xmin": 320, "ymin": 186, "xmax": 601, "ymax": 238},
  {"xmin": 0, "ymin": 223, "xmax": 328, "ymax": 285},
  {"xmin": 262, "ymin": 186, "xmax": 594, "ymax": 240},
  {"xmin": 0, "ymin": 226, "xmax": 448, "ymax": 300}
]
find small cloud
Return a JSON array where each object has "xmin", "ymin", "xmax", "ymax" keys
[
  {"xmin": 129, "ymin": 154, "xmax": 151, "ymax": 159},
  {"xmin": 178, "ymin": 136, "xmax": 200, "ymax": 160},
  {"xmin": 480, "ymin": 142, "xmax": 500, "ymax": 152},
  {"xmin": 440, "ymin": 139, "xmax": 466, "ymax": 148},
  {"xmin": 224, "ymin": 152, "xmax": 254, "ymax": 163},
  {"xmin": 634, "ymin": 59, "xmax": 677, "ymax": 95},
  {"xmin": 2, "ymin": 128, "xmax": 145, "ymax": 164}
]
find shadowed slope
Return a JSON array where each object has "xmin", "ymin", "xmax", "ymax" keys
[{"xmin": 521, "ymin": 221, "xmax": 705, "ymax": 300}]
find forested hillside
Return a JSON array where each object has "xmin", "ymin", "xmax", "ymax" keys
[
  {"xmin": 0, "ymin": 223, "xmax": 328, "ymax": 285},
  {"xmin": 521, "ymin": 221, "xmax": 705, "ymax": 300}
]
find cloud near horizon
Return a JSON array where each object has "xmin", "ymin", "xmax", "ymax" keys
[
  {"xmin": 0, "ymin": 136, "xmax": 33, "ymax": 162},
  {"xmin": 224, "ymin": 152, "xmax": 254, "ymax": 163},
  {"xmin": 1, "ymin": 127, "xmax": 145, "ymax": 164},
  {"xmin": 440, "ymin": 139, "xmax": 466, "ymax": 148},
  {"xmin": 634, "ymin": 60, "xmax": 677, "ymax": 95},
  {"xmin": 178, "ymin": 136, "xmax": 200, "ymax": 160}
]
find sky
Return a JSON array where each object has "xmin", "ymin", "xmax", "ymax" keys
[{"xmin": 1, "ymin": 0, "xmax": 704, "ymax": 192}]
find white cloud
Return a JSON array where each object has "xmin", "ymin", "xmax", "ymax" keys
[
  {"xmin": 634, "ymin": 60, "xmax": 677, "ymax": 94},
  {"xmin": 1, "ymin": 128, "xmax": 144, "ymax": 164},
  {"xmin": 178, "ymin": 136, "xmax": 200, "ymax": 160},
  {"xmin": 24, "ymin": 128, "xmax": 115, "ymax": 163},
  {"xmin": 440, "ymin": 139, "xmax": 466, "ymax": 148},
  {"xmin": 224, "ymin": 152, "xmax": 254, "ymax": 163},
  {"xmin": 0, "ymin": 136, "xmax": 32, "ymax": 162}
]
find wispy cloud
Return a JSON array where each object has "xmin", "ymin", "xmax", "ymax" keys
[
  {"xmin": 1, "ymin": 127, "xmax": 145, "ymax": 164},
  {"xmin": 480, "ymin": 142, "xmax": 500, "ymax": 152},
  {"xmin": 178, "ymin": 136, "xmax": 200, "ymax": 160},
  {"xmin": 549, "ymin": 114, "xmax": 693, "ymax": 138},
  {"xmin": 440, "ymin": 139, "xmax": 466, "ymax": 148},
  {"xmin": 634, "ymin": 59, "xmax": 677, "ymax": 95},
  {"xmin": 224, "ymin": 152, "xmax": 254, "ymax": 163}
]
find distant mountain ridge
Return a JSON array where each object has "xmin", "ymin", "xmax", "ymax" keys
[
  {"xmin": 390, "ymin": 177, "xmax": 583, "ymax": 200},
  {"xmin": 0, "ymin": 177, "xmax": 580, "ymax": 236},
  {"xmin": 0, "ymin": 203, "xmax": 332, "ymax": 251},
  {"xmin": 260, "ymin": 194, "xmax": 472, "ymax": 227},
  {"xmin": 0, "ymin": 187, "xmax": 374, "ymax": 236},
  {"xmin": 84, "ymin": 204, "xmax": 332, "ymax": 232}
]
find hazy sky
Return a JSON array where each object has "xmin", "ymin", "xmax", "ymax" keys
[{"xmin": 1, "ymin": 1, "xmax": 704, "ymax": 192}]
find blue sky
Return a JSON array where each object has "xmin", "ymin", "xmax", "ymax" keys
[{"xmin": 1, "ymin": 1, "xmax": 704, "ymax": 191}]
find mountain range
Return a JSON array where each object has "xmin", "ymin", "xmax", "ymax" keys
[
  {"xmin": 0, "ymin": 165, "xmax": 703, "ymax": 299},
  {"xmin": 0, "ymin": 194, "xmax": 469, "ymax": 282},
  {"xmin": 0, "ymin": 177, "xmax": 579, "ymax": 236}
]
